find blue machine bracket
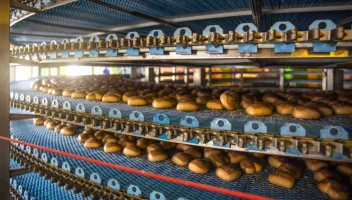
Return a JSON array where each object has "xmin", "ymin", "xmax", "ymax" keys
[
  {"xmin": 33, "ymin": 96, "xmax": 39, "ymax": 104},
  {"xmin": 107, "ymin": 178, "xmax": 121, "ymax": 191},
  {"xmin": 127, "ymin": 48, "xmax": 140, "ymax": 56},
  {"xmin": 74, "ymin": 37, "xmax": 85, "ymax": 58},
  {"xmin": 280, "ymin": 123, "xmax": 306, "ymax": 137},
  {"xmin": 271, "ymin": 21, "xmax": 296, "ymax": 53},
  {"xmin": 203, "ymin": 25, "xmax": 224, "ymax": 54},
  {"xmin": 50, "ymin": 157, "xmax": 59, "ymax": 167},
  {"xmin": 313, "ymin": 42, "xmax": 336, "ymax": 52},
  {"xmin": 174, "ymin": 27, "xmax": 192, "ymax": 55},
  {"xmin": 206, "ymin": 44, "xmax": 223, "ymax": 54},
  {"xmin": 210, "ymin": 118, "xmax": 231, "ymax": 131},
  {"xmin": 236, "ymin": 23, "xmax": 258, "ymax": 53},
  {"xmin": 153, "ymin": 113, "xmax": 170, "ymax": 125},
  {"xmin": 244, "ymin": 121, "xmax": 267, "ymax": 133},
  {"xmin": 320, "ymin": 126, "xmax": 348, "ymax": 140},
  {"xmin": 75, "ymin": 103, "xmax": 85, "ymax": 113},
  {"xmin": 105, "ymin": 34, "xmax": 119, "ymax": 56},
  {"xmin": 61, "ymin": 51, "xmax": 69, "ymax": 58},
  {"xmin": 238, "ymin": 44, "xmax": 257, "ymax": 53},
  {"xmin": 331, "ymin": 152, "xmax": 349, "ymax": 160},
  {"xmin": 106, "ymin": 49, "xmax": 118, "ymax": 57},
  {"xmin": 309, "ymin": 20, "xmax": 337, "ymax": 52},
  {"xmin": 50, "ymin": 52, "xmax": 57, "ymax": 59},
  {"xmin": 130, "ymin": 111, "xmax": 144, "ymax": 121},
  {"xmin": 91, "ymin": 106, "xmax": 102, "ymax": 115},
  {"xmin": 285, "ymin": 148, "xmax": 303, "ymax": 156},
  {"xmin": 180, "ymin": 116, "xmax": 199, "ymax": 128},
  {"xmin": 176, "ymin": 46, "xmax": 192, "ymax": 55},
  {"xmin": 274, "ymin": 43, "xmax": 295, "ymax": 53},
  {"xmin": 75, "ymin": 167, "xmax": 85, "ymax": 178},
  {"xmin": 126, "ymin": 32, "xmax": 140, "ymax": 56},
  {"xmin": 89, "ymin": 50, "xmax": 99, "ymax": 57},
  {"xmin": 150, "ymin": 191, "xmax": 166, "ymax": 200},
  {"xmin": 62, "ymin": 162, "xmax": 71, "ymax": 172},
  {"xmin": 127, "ymin": 185, "xmax": 142, "ymax": 196},
  {"xmin": 51, "ymin": 99, "xmax": 59, "ymax": 108},
  {"xmin": 150, "ymin": 47, "xmax": 164, "ymax": 55},
  {"xmin": 19, "ymin": 94, "xmax": 25, "ymax": 101},
  {"xmin": 148, "ymin": 30, "xmax": 165, "ymax": 55},
  {"xmin": 108, "ymin": 108, "xmax": 122, "ymax": 119},
  {"xmin": 75, "ymin": 50, "xmax": 83, "ymax": 58},
  {"xmin": 90, "ymin": 173, "xmax": 102, "ymax": 184}
]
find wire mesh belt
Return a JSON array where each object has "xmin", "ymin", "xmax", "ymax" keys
[
  {"xmin": 10, "ymin": 160, "xmax": 90, "ymax": 200},
  {"xmin": 8, "ymin": 113, "xmax": 332, "ymax": 200},
  {"xmin": 10, "ymin": 79, "xmax": 352, "ymax": 139}
]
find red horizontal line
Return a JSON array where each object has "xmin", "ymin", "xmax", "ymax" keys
[{"xmin": 2, "ymin": 136, "xmax": 273, "ymax": 200}]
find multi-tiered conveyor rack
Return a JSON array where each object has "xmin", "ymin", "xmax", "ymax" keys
[{"xmin": 4, "ymin": 0, "xmax": 352, "ymax": 200}]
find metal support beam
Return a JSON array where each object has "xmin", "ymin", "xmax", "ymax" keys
[
  {"xmin": 130, "ymin": 67, "xmax": 138, "ymax": 79},
  {"xmin": 10, "ymin": 0, "xmax": 42, "ymax": 13},
  {"xmin": 184, "ymin": 67, "xmax": 189, "ymax": 86},
  {"xmin": 249, "ymin": 0, "xmax": 262, "ymax": 31},
  {"xmin": 10, "ymin": 32, "xmax": 77, "ymax": 39},
  {"xmin": 193, "ymin": 68, "xmax": 205, "ymax": 86},
  {"xmin": 207, "ymin": 67, "xmax": 212, "ymax": 87},
  {"xmin": 0, "ymin": 1, "xmax": 10, "ymax": 199},
  {"xmin": 338, "ymin": 16, "xmax": 352, "ymax": 26},
  {"xmin": 10, "ymin": 168, "xmax": 29, "ymax": 178},
  {"xmin": 239, "ymin": 69, "xmax": 244, "ymax": 88},
  {"xmin": 156, "ymin": 67, "xmax": 160, "ymax": 84},
  {"xmin": 279, "ymin": 69, "xmax": 285, "ymax": 90},
  {"xmin": 145, "ymin": 67, "xmax": 155, "ymax": 82},
  {"xmin": 10, "ymin": 114, "xmax": 40, "ymax": 121},
  {"xmin": 10, "ymin": 57, "xmax": 40, "ymax": 66},
  {"xmin": 24, "ymin": 19, "xmax": 122, "ymax": 35},
  {"xmin": 323, "ymin": 69, "xmax": 344, "ymax": 91},
  {"xmin": 85, "ymin": 5, "xmax": 352, "ymax": 37},
  {"xmin": 86, "ymin": 0, "xmax": 179, "ymax": 29}
]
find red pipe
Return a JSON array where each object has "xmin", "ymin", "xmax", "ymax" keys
[{"xmin": 2, "ymin": 136, "xmax": 273, "ymax": 200}]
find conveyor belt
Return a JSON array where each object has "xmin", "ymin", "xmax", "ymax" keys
[
  {"xmin": 10, "ymin": 80, "xmax": 352, "ymax": 139},
  {"xmin": 10, "ymin": 160, "xmax": 89, "ymax": 200},
  {"xmin": 10, "ymin": 108, "xmax": 335, "ymax": 200}
]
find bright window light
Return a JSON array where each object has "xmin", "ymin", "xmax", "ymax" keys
[
  {"xmin": 15, "ymin": 66, "xmax": 32, "ymax": 81},
  {"xmin": 66, "ymin": 66, "xmax": 92, "ymax": 76}
]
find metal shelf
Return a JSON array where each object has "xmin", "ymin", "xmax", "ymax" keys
[{"xmin": 11, "ymin": 45, "xmax": 352, "ymax": 68}]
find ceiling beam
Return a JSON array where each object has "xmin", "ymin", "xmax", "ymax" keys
[
  {"xmin": 338, "ymin": 16, "xmax": 352, "ymax": 26},
  {"xmin": 10, "ymin": 0, "xmax": 42, "ymax": 13},
  {"xmin": 24, "ymin": 19, "xmax": 125, "ymax": 36},
  {"xmin": 10, "ymin": 0, "xmax": 77, "ymax": 26},
  {"xmin": 249, "ymin": 0, "xmax": 262, "ymax": 31},
  {"xmin": 86, "ymin": 5, "xmax": 352, "ymax": 37},
  {"xmin": 85, "ymin": 0, "xmax": 180, "ymax": 29},
  {"xmin": 10, "ymin": 33, "xmax": 76, "ymax": 39}
]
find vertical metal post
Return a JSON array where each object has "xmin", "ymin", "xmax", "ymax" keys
[
  {"xmin": 323, "ymin": 69, "xmax": 344, "ymax": 91},
  {"xmin": 156, "ymin": 67, "xmax": 160, "ymax": 84},
  {"xmin": 231, "ymin": 67, "xmax": 235, "ymax": 86},
  {"xmin": 0, "ymin": 1, "xmax": 10, "ymax": 199},
  {"xmin": 193, "ymin": 68, "xmax": 205, "ymax": 86},
  {"xmin": 172, "ymin": 67, "xmax": 176, "ymax": 81},
  {"xmin": 334, "ymin": 70, "xmax": 344, "ymax": 91},
  {"xmin": 130, "ymin": 67, "xmax": 138, "ymax": 79},
  {"xmin": 239, "ymin": 69, "xmax": 244, "ymax": 88},
  {"xmin": 10, "ymin": 66, "xmax": 16, "ymax": 82},
  {"xmin": 145, "ymin": 67, "xmax": 155, "ymax": 82},
  {"xmin": 38, "ymin": 65, "xmax": 42, "ymax": 76},
  {"xmin": 207, "ymin": 67, "xmax": 212, "ymax": 87},
  {"xmin": 184, "ymin": 67, "xmax": 189, "ymax": 86},
  {"xmin": 279, "ymin": 69, "xmax": 285, "ymax": 90}
]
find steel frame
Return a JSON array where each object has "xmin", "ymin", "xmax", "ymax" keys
[{"xmin": 1, "ymin": 1, "xmax": 10, "ymax": 199}]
